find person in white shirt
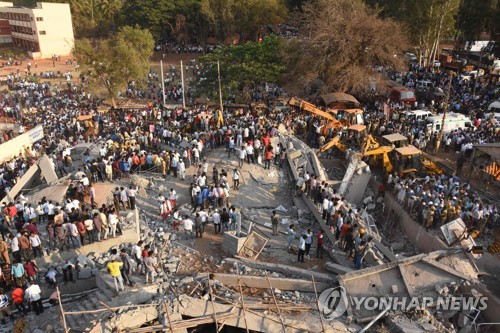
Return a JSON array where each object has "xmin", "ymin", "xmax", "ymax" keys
[
  {"xmin": 298, "ymin": 235, "xmax": 307, "ymax": 263},
  {"xmin": 295, "ymin": 174, "xmax": 305, "ymax": 196},
  {"xmin": 212, "ymin": 209, "xmax": 221, "ymax": 234},
  {"xmin": 108, "ymin": 211, "xmax": 119, "ymax": 238},
  {"xmin": 127, "ymin": 185, "xmax": 138, "ymax": 210},
  {"xmin": 29, "ymin": 233, "xmax": 43, "ymax": 258},
  {"xmin": 84, "ymin": 218, "xmax": 94, "ymax": 244},
  {"xmin": 232, "ymin": 169, "xmax": 241, "ymax": 190},
  {"xmin": 9, "ymin": 234, "xmax": 20, "ymax": 262},
  {"xmin": 178, "ymin": 159, "xmax": 186, "ymax": 180},
  {"xmin": 25, "ymin": 283, "xmax": 44, "ymax": 315},
  {"xmin": 183, "ymin": 218, "xmax": 194, "ymax": 239},
  {"xmin": 168, "ymin": 189, "xmax": 178, "ymax": 207}
]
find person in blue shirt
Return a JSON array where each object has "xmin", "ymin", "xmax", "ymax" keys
[{"xmin": 11, "ymin": 261, "xmax": 25, "ymax": 287}]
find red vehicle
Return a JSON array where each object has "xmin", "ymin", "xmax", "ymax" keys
[{"xmin": 389, "ymin": 86, "xmax": 416, "ymax": 102}]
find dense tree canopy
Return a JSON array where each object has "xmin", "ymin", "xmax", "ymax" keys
[
  {"xmin": 285, "ymin": 0, "xmax": 407, "ymax": 95},
  {"xmin": 74, "ymin": 26, "xmax": 154, "ymax": 107},
  {"xmin": 367, "ymin": 0, "xmax": 460, "ymax": 66},
  {"xmin": 200, "ymin": 0, "xmax": 287, "ymax": 41},
  {"xmin": 456, "ymin": 0, "xmax": 498, "ymax": 43},
  {"xmin": 197, "ymin": 36, "xmax": 286, "ymax": 102}
]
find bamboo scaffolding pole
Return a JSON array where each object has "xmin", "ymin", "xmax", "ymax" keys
[
  {"xmin": 265, "ymin": 272, "xmax": 287, "ymax": 333},
  {"xmin": 236, "ymin": 265, "xmax": 250, "ymax": 333},
  {"xmin": 164, "ymin": 299, "xmax": 174, "ymax": 332},
  {"xmin": 56, "ymin": 287, "xmax": 69, "ymax": 333},
  {"xmin": 312, "ymin": 275, "xmax": 326, "ymax": 333},
  {"xmin": 207, "ymin": 273, "xmax": 220, "ymax": 332}
]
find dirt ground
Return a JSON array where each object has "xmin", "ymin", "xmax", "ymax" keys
[{"xmin": 0, "ymin": 51, "xmax": 199, "ymax": 89}]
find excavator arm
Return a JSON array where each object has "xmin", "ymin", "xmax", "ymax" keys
[
  {"xmin": 361, "ymin": 135, "xmax": 380, "ymax": 154},
  {"xmin": 319, "ymin": 136, "xmax": 345, "ymax": 153},
  {"xmin": 362, "ymin": 146, "xmax": 394, "ymax": 172},
  {"xmin": 421, "ymin": 157, "xmax": 443, "ymax": 175},
  {"xmin": 289, "ymin": 97, "xmax": 343, "ymax": 136}
]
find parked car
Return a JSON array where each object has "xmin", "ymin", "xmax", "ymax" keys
[{"xmin": 432, "ymin": 60, "xmax": 441, "ymax": 68}]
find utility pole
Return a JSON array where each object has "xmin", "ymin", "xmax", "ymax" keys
[
  {"xmin": 472, "ymin": 51, "xmax": 483, "ymax": 99},
  {"xmin": 160, "ymin": 60, "xmax": 166, "ymax": 106},
  {"xmin": 435, "ymin": 72, "xmax": 454, "ymax": 153},
  {"xmin": 180, "ymin": 60, "xmax": 186, "ymax": 108},
  {"xmin": 217, "ymin": 60, "xmax": 223, "ymax": 113}
]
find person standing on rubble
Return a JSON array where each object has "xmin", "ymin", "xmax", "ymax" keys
[
  {"xmin": 143, "ymin": 251, "xmax": 159, "ymax": 284},
  {"xmin": 354, "ymin": 240, "xmax": 367, "ymax": 270},
  {"xmin": 316, "ymin": 230, "xmax": 325, "ymax": 258},
  {"xmin": 132, "ymin": 241, "xmax": 144, "ymax": 274},
  {"xmin": 287, "ymin": 224, "xmax": 297, "ymax": 251},
  {"xmin": 194, "ymin": 213, "xmax": 203, "ymax": 238},
  {"xmin": 183, "ymin": 217, "xmax": 194, "ymax": 239},
  {"xmin": 305, "ymin": 229, "xmax": 313, "ymax": 259},
  {"xmin": 271, "ymin": 210, "xmax": 279, "ymax": 236},
  {"xmin": 127, "ymin": 185, "xmax": 138, "ymax": 210},
  {"xmin": 108, "ymin": 209, "xmax": 119, "ymax": 238},
  {"xmin": 107, "ymin": 257, "xmax": 124, "ymax": 292},
  {"xmin": 298, "ymin": 235, "xmax": 307, "ymax": 263},
  {"xmin": 120, "ymin": 249, "xmax": 136, "ymax": 287},
  {"xmin": 220, "ymin": 208, "xmax": 230, "ymax": 234},
  {"xmin": 212, "ymin": 209, "xmax": 221, "ymax": 234}
]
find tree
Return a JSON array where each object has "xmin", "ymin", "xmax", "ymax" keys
[
  {"xmin": 196, "ymin": 35, "xmax": 286, "ymax": 102},
  {"xmin": 368, "ymin": 0, "xmax": 459, "ymax": 67},
  {"xmin": 99, "ymin": 0, "xmax": 123, "ymax": 29},
  {"xmin": 200, "ymin": 0, "xmax": 287, "ymax": 41},
  {"xmin": 74, "ymin": 26, "xmax": 154, "ymax": 107},
  {"xmin": 121, "ymin": 0, "xmax": 175, "ymax": 40},
  {"xmin": 456, "ymin": 0, "xmax": 496, "ymax": 43},
  {"xmin": 285, "ymin": 0, "xmax": 407, "ymax": 95}
]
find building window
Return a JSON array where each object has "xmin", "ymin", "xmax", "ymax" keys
[
  {"xmin": 39, "ymin": 30, "xmax": 46, "ymax": 35},
  {"xmin": 36, "ymin": 17, "xmax": 43, "ymax": 21}
]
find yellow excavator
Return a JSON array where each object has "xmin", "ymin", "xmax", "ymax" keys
[
  {"xmin": 289, "ymin": 97, "xmax": 344, "ymax": 136},
  {"xmin": 380, "ymin": 134, "xmax": 443, "ymax": 175},
  {"xmin": 319, "ymin": 124, "xmax": 371, "ymax": 154}
]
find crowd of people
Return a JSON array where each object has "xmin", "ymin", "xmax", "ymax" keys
[{"xmin": 0, "ymin": 50, "xmax": 496, "ymax": 327}]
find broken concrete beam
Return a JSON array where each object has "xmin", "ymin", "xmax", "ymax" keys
[
  {"xmin": 309, "ymin": 152, "xmax": 327, "ymax": 182},
  {"xmin": 196, "ymin": 273, "xmax": 330, "ymax": 292},
  {"xmin": 176, "ymin": 294, "xmax": 331, "ymax": 332},
  {"xmin": 325, "ymin": 262, "xmax": 354, "ymax": 275},
  {"xmin": 227, "ymin": 257, "xmax": 335, "ymax": 284},
  {"xmin": 288, "ymin": 150, "xmax": 302, "ymax": 159},
  {"xmin": 110, "ymin": 305, "xmax": 158, "ymax": 330}
]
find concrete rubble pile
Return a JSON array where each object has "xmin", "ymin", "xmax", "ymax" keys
[{"xmin": 33, "ymin": 134, "xmax": 496, "ymax": 333}]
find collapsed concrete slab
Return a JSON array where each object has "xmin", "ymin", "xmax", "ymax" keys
[
  {"xmin": 195, "ymin": 272, "xmax": 331, "ymax": 292},
  {"xmin": 338, "ymin": 251, "xmax": 479, "ymax": 319},
  {"xmin": 226, "ymin": 256, "xmax": 335, "ymax": 284}
]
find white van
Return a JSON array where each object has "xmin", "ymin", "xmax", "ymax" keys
[
  {"xmin": 426, "ymin": 113, "xmax": 475, "ymax": 133},
  {"xmin": 402, "ymin": 110, "xmax": 433, "ymax": 123}
]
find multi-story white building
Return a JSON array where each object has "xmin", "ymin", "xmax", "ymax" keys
[{"xmin": 0, "ymin": 1, "xmax": 74, "ymax": 59}]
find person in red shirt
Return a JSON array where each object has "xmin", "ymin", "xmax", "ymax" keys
[
  {"xmin": 317, "ymin": 230, "xmax": 325, "ymax": 259},
  {"xmin": 24, "ymin": 221, "xmax": 38, "ymax": 235},
  {"xmin": 264, "ymin": 146, "xmax": 273, "ymax": 170},
  {"xmin": 141, "ymin": 244, "xmax": 150, "ymax": 263},
  {"xmin": 23, "ymin": 260, "xmax": 38, "ymax": 284},
  {"xmin": 11, "ymin": 287, "xmax": 26, "ymax": 316},
  {"xmin": 340, "ymin": 221, "xmax": 351, "ymax": 249}
]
